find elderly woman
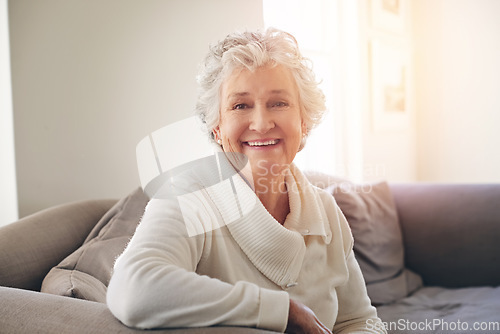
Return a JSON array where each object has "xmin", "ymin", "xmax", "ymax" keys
[{"xmin": 107, "ymin": 28, "xmax": 386, "ymax": 334}]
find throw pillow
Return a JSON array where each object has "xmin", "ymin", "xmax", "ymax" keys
[
  {"xmin": 327, "ymin": 181, "xmax": 423, "ymax": 305},
  {"xmin": 40, "ymin": 188, "xmax": 149, "ymax": 303}
]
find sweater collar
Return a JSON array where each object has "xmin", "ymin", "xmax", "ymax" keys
[
  {"xmin": 204, "ymin": 151, "xmax": 332, "ymax": 288},
  {"xmin": 282, "ymin": 164, "xmax": 331, "ymax": 242}
]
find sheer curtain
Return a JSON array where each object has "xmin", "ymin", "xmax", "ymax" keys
[{"xmin": 263, "ymin": 0, "xmax": 363, "ymax": 181}]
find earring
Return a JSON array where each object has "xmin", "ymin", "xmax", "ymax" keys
[{"xmin": 217, "ymin": 139, "xmax": 222, "ymax": 145}]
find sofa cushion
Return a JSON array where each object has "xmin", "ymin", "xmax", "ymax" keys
[
  {"xmin": 0, "ymin": 286, "xmax": 272, "ymax": 334},
  {"xmin": 41, "ymin": 188, "xmax": 149, "ymax": 303},
  {"xmin": 376, "ymin": 286, "xmax": 500, "ymax": 333},
  {"xmin": 326, "ymin": 181, "xmax": 422, "ymax": 305}
]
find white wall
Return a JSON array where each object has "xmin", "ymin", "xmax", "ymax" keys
[
  {"xmin": 9, "ymin": 0, "xmax": 264, "ymax": 217},
  {"xmin": 414, "ymin": 0, "xmax": 500, "ymax": 182},
  {"xmin": 1, "ymin": 0, "xmax": 18, "ymax": 225}
]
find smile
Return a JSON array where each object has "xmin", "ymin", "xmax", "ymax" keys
[{"xmin": 245, "ymin": 139, "xmax": 280, "ymax": 147}]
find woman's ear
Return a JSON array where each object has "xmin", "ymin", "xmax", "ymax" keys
[
  {"xmin": 301, "ymin": 121, "xmax": 308, "ymax": 137},
  {"xmin": 213, "ymin": 127, "xmax": 222, "ymax": 144}
]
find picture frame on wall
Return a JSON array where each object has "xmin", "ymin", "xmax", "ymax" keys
[
  {"xmin": 370, "ymin": 39, "xmax": 410, "ymax": 132},
  {"xmin": 370, "ymin": 0, "xmax": 408, "ymax": 35}
]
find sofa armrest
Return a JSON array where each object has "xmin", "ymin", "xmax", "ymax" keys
[
  {"xmin": 0, "ymin": 199, "xmax": 117, "ymax": 291},
  {"xmin": 390, "ymin": 183, "xmax": 500, "ymax": 287},
  {"xmin": 0, "ymin": 287, "xmax": 277, "ymax": 334}
]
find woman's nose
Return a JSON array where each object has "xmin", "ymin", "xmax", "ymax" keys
[{"xmin": 248, "ymin": 104, "xmax": 275, "ymax": 133}]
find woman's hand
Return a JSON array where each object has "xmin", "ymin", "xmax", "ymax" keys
[{"xmin": 285, "ymin": 298, "xmax": 333, "ymax": 334}]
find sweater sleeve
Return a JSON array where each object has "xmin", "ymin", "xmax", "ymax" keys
[
  {"xmin": 106, "ymin": 196, "xmax": 289, "ymax": 332},
  {"xmin": 332, "ymin": 207, "xmax": 387, "ymax": 334}
]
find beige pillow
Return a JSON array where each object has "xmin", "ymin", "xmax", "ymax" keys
[
  {"xmin": 41, "ymin": 188, "xmax": 149, "ymax": 303},
  {"xmin": 327, "ymin": 181, "xmax": 422, "ymax": 305}
]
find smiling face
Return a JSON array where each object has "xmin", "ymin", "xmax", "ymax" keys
[{"xmin": 214, "ymin": 64, "xmax": 306, "ymax": 175}]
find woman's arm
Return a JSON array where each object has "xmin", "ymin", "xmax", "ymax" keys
[
  {"xmin": 313, "ymin": 191, "xmax": 386, "ymax": 334},
  {"xmin": 106, "ymin": 197, "xmax": 289, "ymax": 332},
  {"xmin": 333, "ymin": 247, "xmax": 387, "ymax": 334}
]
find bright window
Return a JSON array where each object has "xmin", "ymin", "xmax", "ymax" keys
[{"xmin": 263, "ymin": 0, "xmax": 363, "ymax": 181}]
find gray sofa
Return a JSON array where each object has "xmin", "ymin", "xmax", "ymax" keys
[{"xmin": 1, "ymin": 178, "xmax": 500, "ymax": 334}]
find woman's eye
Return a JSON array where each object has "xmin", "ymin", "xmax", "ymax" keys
[
  {"xmin": 272, "ymin": 101, "xmax": 288, "ymax": 108},
  {"xmin": 233, "ymin": 103, "xmax": 247, "ymax": 110}
]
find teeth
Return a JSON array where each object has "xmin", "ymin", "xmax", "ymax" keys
[{"xmin": 247, "ymin": 139, "xmax": 278, "ymax": 146}]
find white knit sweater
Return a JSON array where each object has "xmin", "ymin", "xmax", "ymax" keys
[{"xmin": 107, "ymin": 162, "xmax": 386, "ymax": 333}]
